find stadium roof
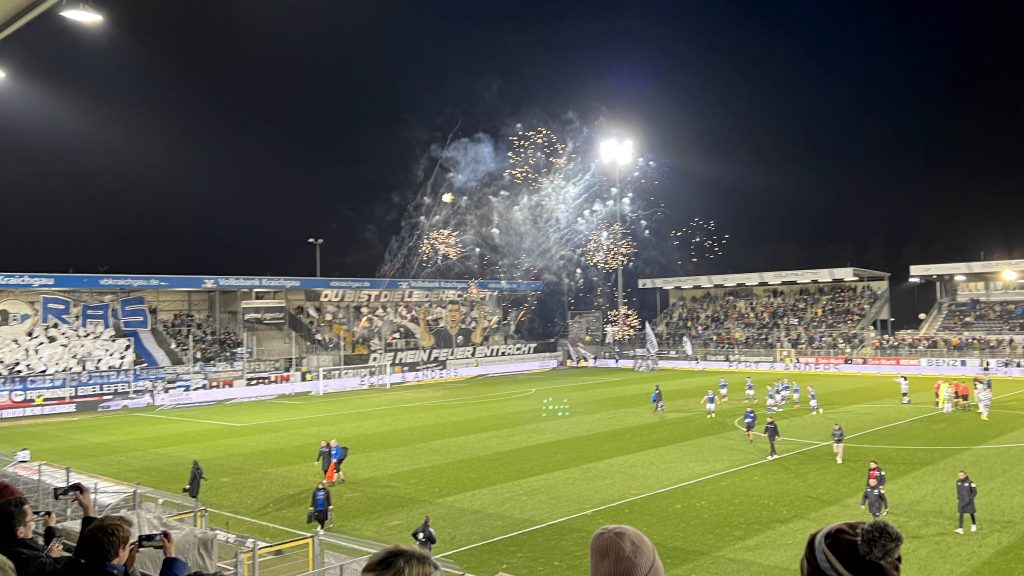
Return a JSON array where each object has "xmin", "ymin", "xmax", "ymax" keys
[
  {"xmin": 909, "ymin": 259, "xmax": 1024, "ymax": 279},
  {"xmin": 0, "ymin": 0, "xmax": 57, "ymax": 42},
  {"xmin": 638, "ymin": 267, "xmax": 889, "ymax": 289}
]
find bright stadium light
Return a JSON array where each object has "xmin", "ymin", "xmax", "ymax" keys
[
  {"xmin": 0, "ymin": 69, "xmax": 6, "ymax": 80},
  {"xmin": 59, "ymin": 2, "xmax": 104, "ymax": 23},
  {"xmin": 953, "ymin": 274, "xmax": 967, "ymax": 281},
  {"xmin": 600, "ymin": 138, "xmax": 634, "ymax": 167},
  {"xmin": 908, "ymin": 277, "xmax": 921, "ymax": 283},
  {"xmin": 843, "ymin": 277, "xmax": 859, "ymax": 281},
  {"xmin": 1003, "ymin": 270, "xmax": 1019, "ymax": 282}
]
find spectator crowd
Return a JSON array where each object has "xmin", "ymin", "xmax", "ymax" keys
[
  {"xmin": 656, "ymin": 285, "xmax": 880, "ymax": 351},
  {"xmin": 0, "ymin": 323, "xmax": 133, "ymax": 376},
  {"xmin": 939, "ymin": 299, "xmax": 1024, "ymax": 333},
  {"xmin": 160, "ymin": 313, "xmax": 242, "ymax": 365}
]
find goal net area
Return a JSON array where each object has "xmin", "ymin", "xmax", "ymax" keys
[{"xmin": 314, "ymin": 363, "xmax": 392, "ymax": 395}]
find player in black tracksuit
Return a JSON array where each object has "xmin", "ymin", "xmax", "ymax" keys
[
  {"xmin": 861, "ymin": 478, "xmax": 889, "ymax": 518},
  {"xmin": 764, "ymin": 417, "xmax": 780, "ymax": 460},
  {"xmin": 411, "ymin": 515, "xmax": 436, "ymax": 554},
  {"xmin": 315, "ymin": 441, "xmax": 331, "ymax": 479}
]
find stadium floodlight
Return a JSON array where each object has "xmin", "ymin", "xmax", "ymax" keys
[
  {"xmin": 1002, "ymin": 270, "xmax": 1019, "ymax": 282},
  {"xmin": 0, "ymin": 69, "xmax": 6, "ymax": 79},
  {"xmin": 700, "ymin": 284, "xmax": 714, "ymax": 288},
  {"xmin": 768, "ymin": 281, "xmax": 782, "ymax": 285},
  {"xmin": 843, "ymin": 277, "xmax": 859, "ymax": 281},
  {"xmin": 59, "ymin": 2, "xmax": 104, "ymax": 23},
  {"xmin": 599, "ymin": 138, "xmax": 635, "ymax": 167},
  {"xmin": 909, "ymin": 277, "xmax": 921, "ymax": 283},
  {"xmin": 953, "ymin": 274, "xmax": 967, "ymax": 281},
  {"xmin": 680, "ymin": 285, "xmax": 693, "ymax": 289},
  {"xmin": 745, "ymin": 282, "xmax": 760, "ymax": 286},
  {"xmin": 307, "ymin": 238, "xmax": 324, "ymax": 277},
  {"xmin": 797, "ymin": 279, "xmax": 812, "ymax": 284}
]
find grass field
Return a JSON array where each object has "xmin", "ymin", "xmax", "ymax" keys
[{"xmin": 3, "ymin": 368, "xmax": 1024, "ymax": 575}]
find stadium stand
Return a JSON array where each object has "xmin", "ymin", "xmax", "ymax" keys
[
  {"xmin": 0, "ymin": 322, "xmax": 133, "ymax": 376},
  {"xmin": 936, "ymin": 299, "xmax": 1024, "ymax": 333},
  {"xmin": 159, "ymin": 313, "xmax": 243, "ymax": 365},
  {"xmin": 655, "ymin": 284, "xmax": 880, "ymax": 351}
]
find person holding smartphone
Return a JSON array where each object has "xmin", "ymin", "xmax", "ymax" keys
[
  {"xmin": 0, "ymin": 482, "xmax": 96, "ymax": 576},
  {"xmin": 66, "ymin": 517, "xmax": 187, "ymax": 576}
]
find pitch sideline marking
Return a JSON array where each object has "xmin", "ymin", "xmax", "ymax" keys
[
  {"xmin": 132, "ymin": 413, "xmax": 243, "ymax": 426},
  {"xmin": 436, "ymin": 409, "xmax": 945, "ymax": 559}
]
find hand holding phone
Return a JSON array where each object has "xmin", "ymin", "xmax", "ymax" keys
[
  {"xmin": 137, "ymin": 533, "xmax": 165, "ymax": 549},
  {"xmin": 45, "ymin": 536, "xmax": 64, "ymax": 557}
]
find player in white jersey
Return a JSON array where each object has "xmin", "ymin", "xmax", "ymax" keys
[
  {"xmin": 808, "ymin": 386, "xmax": 822, "ymax": 415},
  {"xmin": 977, "ymin": 387, "xmax": 991, "ymax": 420},
  {"xmin": 896, "ymin": 376, "xmax": 911, "ymax": 404}
]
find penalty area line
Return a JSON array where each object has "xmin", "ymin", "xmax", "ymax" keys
[{"xmin": 437, "ymin": 408, "xmax": 943, "ymax": 559}]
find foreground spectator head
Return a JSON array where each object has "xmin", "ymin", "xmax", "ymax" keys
[
  {"xmin": 0, "ymin": 497, "xmax": 32, "ymax": 542},
  {"xmin": 0, "ymin": 484, "xmax": 23, "ymax": 503},
  {"xmin": 800, "ymin": 520, "xmax": 902, "ymax": 575},
  {"xmin": 590, "ymin": 524, "xmax": 664, "ymax": 576},
  {"xmin": 77, "ymin": 515, "xmax": 133, "ymax": 565},
  {"xmin": 361, "ymin": 545, "xmax": 441, "ymax": 576}
]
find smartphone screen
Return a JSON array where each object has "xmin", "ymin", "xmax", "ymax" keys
[
  {"xmin": 52, "ymin": 487, "xmax": 75, "ymax": 500},
  {"xmin": 137, "ymin": 533, "xmax": 165, "ymax": 549}
]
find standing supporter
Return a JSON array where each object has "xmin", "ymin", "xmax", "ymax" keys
[
  {"xmin": 66, "ymin": 517, "xmax": 188, "ymax": 576},
  {"xmin": 0, "ymin": 483, "xmax": 96, "ymax": 576}
]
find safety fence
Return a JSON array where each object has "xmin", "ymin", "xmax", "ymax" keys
[{"xmin": 0, "ymin": 456, "xmax": 469, "ymax": 576}]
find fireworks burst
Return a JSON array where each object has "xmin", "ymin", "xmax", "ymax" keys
[
  {"xmin": 420, "ymin": 228, "xmax": 464, "ymax": 261},
  {"xmin": 504, "ymin": 127, "xmax": 568, "ymax": 189},
  {"xmin": 584, "ymin": 222, "xmax": 636, "ymax": 271},
  {"xmin": 671, "ymin": 218, "xmax": 729, "ymax": 264},
  {"xmin": 605, "ymin": 306, "xmax": 641, "ymax": 341}
]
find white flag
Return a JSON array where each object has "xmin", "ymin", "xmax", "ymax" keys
[
  {"xmin": 683, "ymin": 336, "xmax": 693, "ymax": 357},
  {"xmin": 644, "ymin": 322, "xmax": 659, "ymax": 355},
  {"xmin": 566, "ymin": 341, "xmax": 579, "ymax": 363},
  {"xmin": 577, "ymin": 343, "xmax": 595, "ymax": 362}
]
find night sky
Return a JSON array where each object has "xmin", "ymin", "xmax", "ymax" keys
[{"xmin": 1, "ymin": 1, "xmax": 1022, "ymax": 323}]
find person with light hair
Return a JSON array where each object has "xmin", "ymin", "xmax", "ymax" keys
[{"xmin": 361, "ymin": 545, "xmax": 441, "ymax": 576}]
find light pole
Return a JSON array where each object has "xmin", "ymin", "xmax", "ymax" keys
[
  {"xmin": 307, "ymin": 238, "xmax": 323, "ymax": 277},
  {"xmin": 599, "ymin": 138, "xmax": 634, "ymax": 310}
]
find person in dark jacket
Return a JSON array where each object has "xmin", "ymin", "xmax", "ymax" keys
[
  {"xmin": 309, "ymin": 483, "xmax": 332, "ymax": 533},
  {"xmin": 954, "ymin": 470, "xmax": 978, "ymax": 534},
  {"xmin": 315, "ymin": 441, "xmax": 331, "ymax": 479},
  {"xmin": 764, "ymin": 417, "xmax": 781, "ymax": 460},
  {"xmin": 411, "ymin": 516, "xmax": 436, "ymax": 554},
  {"xmin": 861, "ymin": 478, "xmax": 890, "ymax": 519},
  {"xmin": 184, "ymin": 460, "xmax": 206, "ymax": 500},
  {"xmin": 866, "ymin": 461, "xmax": 886, "ymax": 487},
  {"xmin": 0, "ymin": 484, "xmax": 96, "ymax": 576},
  {"xmin": 61, "ymin": 518, "xmax": 187, "ymax": 576}
]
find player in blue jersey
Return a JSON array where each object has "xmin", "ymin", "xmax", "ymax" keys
[
  {"xmin": 719, "ymin": 378, "xmax": 729, "ymax": 402},
  {"xmin": 780, "ymin": 379, "xmax": 791, "ymax": 405},
  {"xmin": 744, "ymin": 377, "xmax": 756, "ymax": 403},
  {"xmin": 702, "ymin": 389, "xmax": 719, "ymax": 418},
  {"xmin": 742, "ymin": 407, "xmax": 757, "ymax": 443},
  {"xmin": 808, "ymin": 386, "xmax": 822, "ymax": 415},
  {"xmin": 766, "ymin": 386, "xmax": 777, "ymax": 414},
  {"xmin": 791, "ymin": 381, "xmax": 801, "ymax": 408}
]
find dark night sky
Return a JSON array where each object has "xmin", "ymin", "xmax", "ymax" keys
[{"xmin": 1, "ymin": 1, "xmax": 1022, "ymax": 299}]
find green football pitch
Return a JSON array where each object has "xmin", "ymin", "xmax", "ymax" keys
[{"xmin": 3, "ymin": 368, "xmax": 1024, "ymax": 575}]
